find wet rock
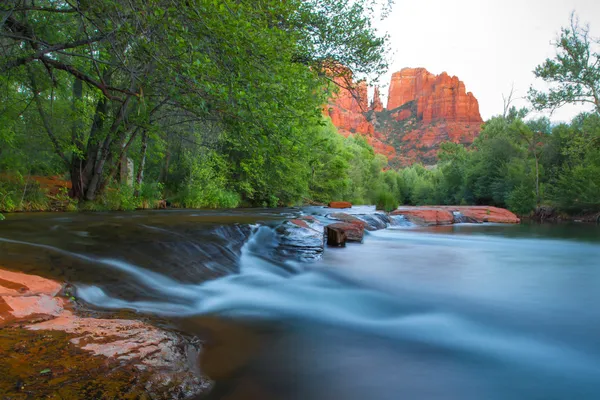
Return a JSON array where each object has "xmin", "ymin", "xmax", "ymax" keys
[
  {"xmin": 328, "ymin": 213, "xmax": 368, "ymax": 228},
  {"xmin": 456, "ymin": 206, "xmax": 520, "ymax": 224},
  {"xmin": 328, "ymin": 201, "xmax": 353, "ymax": 209},
  {"xmin": 391, "ymin": 206, "xmax": 520, "ymax": 225},
  {"xmin": 325, "ymin": 222, "xmax": 364, "ymax": 244},
  {"xmin": 275, "ymin": 217, "xmax": 325, "ymax": 262},
  {"xmin": 0, "ymin": 267, "xmax": 208, "ymax": 398},
  {"xmin": 391, "ymin": 207, "xmax": 454, "ymax": 226},
  {"xmin": 355, "ymin": 212, "xmax": 391, "ymax": 230},
  {"xmin": 325, "ymin": 224, "xmax": 347, "ymax": 247},
  {"xmin": 451, "ymin": 211, "xmax": 480, "ymax": 224},
  {"xmin": 328, "ymin": 212, "xmax": 391, "ymax": 231},
  {"xmin": 389, "ymin": 215, "xmax": 414, "ymax": 227}
]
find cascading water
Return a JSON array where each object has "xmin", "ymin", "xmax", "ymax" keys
[
  {"xmin": 74, "ymin": 223, "xmax": 600, "ymax": 400},
  {"xmin": 2, "ymin": 210, "xmax": 600, "ymax": 399}
]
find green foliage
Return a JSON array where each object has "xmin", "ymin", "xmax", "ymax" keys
[
  {"xmin": 528, "ymin": 13, "xmax": 600, "ymax": 114},
  {"xmin": 0, "ymin": 0, "xmax": 391, "ymax": 207},
  {"xmin": 0, "ymin": 178, "xmax": 50, "ymax": 212},
  {"xmin": 400, "ymin": 109, "xmax": 599, "ymax": 216},
  {"xmin": 375, "ymin": 190, "xmax": 399, "ymax": 212},
  {"xmin": 172, "ymin": 151, "xmax": 240, "ymax": 209}
]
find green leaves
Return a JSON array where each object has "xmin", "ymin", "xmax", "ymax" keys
[{"xmin": 528, "ymin": 13, "xmax": 600, "ymax": 114}]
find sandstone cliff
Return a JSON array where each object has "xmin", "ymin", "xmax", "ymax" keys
[
  {"xmin": 325, "ymin": 73, "xmax": 396, "ymax": 159},
  {"xmin": 327, "ymin": 67, "xmax": 483, "ymax": 166}
]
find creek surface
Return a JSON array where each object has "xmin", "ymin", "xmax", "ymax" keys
[{"xmin": 1, "ymin": 209, "xmax": 600, "ymax": 399}]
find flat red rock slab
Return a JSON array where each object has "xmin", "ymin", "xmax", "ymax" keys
[
  {"xmin": 392, "ymin": 206, "xmax": 520, "ymax": 225},
  {"xmin": 0, "ymin": 267, "xmax": 205, "ymax": 394},
  {"xmin": 328, "ymin": 201, "xmax": 353, "ymax": 209}
]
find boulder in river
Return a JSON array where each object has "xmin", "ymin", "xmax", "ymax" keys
[
  {"xmin": 275, "ymin": 217, "xmax": 325, "ymax": 261},
  {"xmin": 325, "ymin": 222, "xmax": 364, "ymax": 244},
  {"xmin": 328, "ymin": 201, "xmax": 352, "ymax": 209},
  {"xmin": 328, "ymin": 212, "xmax": 391, "ymax": 231}
]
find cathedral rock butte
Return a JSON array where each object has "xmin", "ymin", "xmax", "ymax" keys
[{"xmin": 326, "ymin": 67, "xmax": 484, "ymax": 166}]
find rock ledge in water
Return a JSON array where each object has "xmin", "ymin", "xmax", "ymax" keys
[
  {"xmin": 328, "ymin": 201, "xmax": 352, "ymax": 209},
  {"xmin": 0, "ymin": 268, "xmax": 208, "ymax": 398},
  {"xmin": 391, "ymin": 206, "xmax": 520, "ymax": 225}
]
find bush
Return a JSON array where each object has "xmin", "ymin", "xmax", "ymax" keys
[
  {"xmin": 0, "ymin": 178, "xmax": 50, "ymax": 212},
  {"xmin": 506, "ymin": 185, "xmax": 536, "ymax": 216},
  {"xmin": 375, "ymin": 190, "xmax": 399, "ymax": 212},
  {"xmin": 94, "ymin": 184, "xmax": 138, "ymax": 211}
]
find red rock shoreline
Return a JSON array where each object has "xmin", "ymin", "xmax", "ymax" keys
[{"xmin": 0, "ymin": 268, "xmax": 209, "ymax": 398}]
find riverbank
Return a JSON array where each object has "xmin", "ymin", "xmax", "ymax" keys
[{"xmin": 0, "ymin": 268, "xmax": 208, "ymax": 398}]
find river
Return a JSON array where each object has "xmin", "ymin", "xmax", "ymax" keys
[{"xmin": 1, "ymin": 209, "xmax": 599, "ymax": 399}]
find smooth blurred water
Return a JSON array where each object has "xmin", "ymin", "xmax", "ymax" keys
[{"xmin": 1, "ymin": 211, "xmax": 599, "ymax": 399}]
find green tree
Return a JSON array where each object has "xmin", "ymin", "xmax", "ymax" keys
[
  {"xmin": 528, "ymin": 13, "xmax": 600, "ymax": 114},
  {"xmin": 1, "ymin": 0, "xmax": 392, "ymax": 206}
]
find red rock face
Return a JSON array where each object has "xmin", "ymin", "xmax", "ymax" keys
[
  {"xmin": 327, "ymin": 67, "xmax": 483, "ymax": 166},
  {"xmin": 387, "ymin": 68, "xmax": 482, "ymax": 124},
  {"xmin": 370, "ymin": 86, "xmax": 384, "ymax": 112}
]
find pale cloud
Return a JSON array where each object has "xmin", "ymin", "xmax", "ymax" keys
[{"xmin": 374, "ymin": 0, "xmax": 600, "ymax": 122}]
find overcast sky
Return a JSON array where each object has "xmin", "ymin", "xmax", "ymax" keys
[{"xmin": 375, "ymin": 0, "xmax": 600, "ymax": 122}]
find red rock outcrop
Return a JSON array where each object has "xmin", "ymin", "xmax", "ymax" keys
[
  {"xmin": 390, "ymin": 207, "xmax": 454, "ymax": 226},
  {"xmin": 387, "ymin": 68, "xmax": 482, "ymax": 123},
  {"xmin": 370, "ymin": 86, "xmax": 384, "ymax": 112},
  {"xmin": 327, "ymin": 67, "xmax": 483, "ymax": 166},
  {"xmin": 392, "ymin": 206, "xmax": 520, "ymax": 225},
  {"xmin": 328, "ymin": 201, "xmax": 353, "ymax": 209},
  {"xmin": 325, "ymin": 72, "xmax": 397, "ymax": 160}
]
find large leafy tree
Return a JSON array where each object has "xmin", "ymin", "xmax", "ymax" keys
[
  {"xmin": 528, "ymin": 13, "xmax": 600, "ymax": 115},
  {"xmin": 1, "ymin": 0, "xmax": 391, "ymax": 203}
]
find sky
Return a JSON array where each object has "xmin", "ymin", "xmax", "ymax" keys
[{"xmin": 375, "ymin": 0, "xmax": 600, "ymax": 122}]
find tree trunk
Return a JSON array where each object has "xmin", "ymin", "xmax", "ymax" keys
[
  {"xmin": 534, "ymin": 154, "xmax": 540, "ymax": 206},
  {"xmin": 69, "ymin": 76, "xmax": 85, "ymax": 199},
  {"xmin": 159, "ymin": 145, "xmax": 171, "ymax": 184},
  {"xmin": 84, "ymin": 94, "xmax": 134, "ymax": 200},
  {"xmin": 134, "ymin": 130, "xmax": 148, "ymax": 197}
]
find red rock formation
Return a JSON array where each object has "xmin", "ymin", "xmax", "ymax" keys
[
  {"xmin": 387, "ymin": 68, "xmax": 482, "ymax": 124},
  {"xmin": 327, "ymin": 66, "xmax": 483, "ymax": 166},
  {"xmin": 325, "ymin": 72, "xmax": 397, "ymax": 160},
  {"xmin": 370, "ymin": 86, "xmax": 384, "ymax": 112}
]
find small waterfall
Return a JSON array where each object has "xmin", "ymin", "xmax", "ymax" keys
[
  {"xmin": 452, "ymin": 211, "xmax": 479, "ymax": 224},
  {"xmin": 389, "ymin": 214, "xmax": 414, "ymax": 227}
]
